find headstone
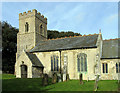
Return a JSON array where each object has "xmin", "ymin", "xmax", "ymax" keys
[
  {"xmin": 42, "ymin": 74, "xmax": 48, "ymax": 86},
  {"xmin": 79, "ymin": 73, "xmax": 83, "ymax": 84},
  {"xmin": 57, "ymin": 74, "xmax": 62, "ymax": 82},
  {"xmin": 94, "ymin": 75, "xmax": 100, "ymax": 91},
  {"xmin": 66, "ymin": 74, "xmax": 69, "ymax": 81},
  {"xmin": 63, "ymin": 74, "xmax": 66, "ymax": 81},
  {"xmin": 52, "ymin": 73, "xmax": 58, "ymax": 84}
]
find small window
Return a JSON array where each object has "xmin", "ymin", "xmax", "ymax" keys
[
  {"xmin": 40, "ymin": 24, "xmax": 42, "ymax": 34},
  {"xmin": 39, "ymin": 24, "xmax": 45, "ymax": 36},
  {"xmin": 116, "ymin": 63, "xmax": 120, "ymax": 73},
  {"xmin": 118, "ymin": 63, "xmax": 120, "ymax": 73},
  {"xmin": 106, "ymin": 63, "xmax": 108, "ymax": 73},
  {"xmin": 25, "ymin": 22, "xmax": 29, "ymax": 32},
  {"xmin": 116, "ymin": 63, "xmax": 118, "ymax": 73},
  {"xmin": 103, "ymin": 63, "xmax": 105, "ymax": 73},
  {"xmin": 102, "ymin": 63, "xmax": 108, "ymax": 73}
]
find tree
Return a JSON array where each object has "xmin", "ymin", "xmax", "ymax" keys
[
  {"xmin": 47, "ymin": 30, "xmax": 82, "ymax": 39},
  {"xmin": 2, "ymin": 21, "xmax": 18, "ymax": 73}
]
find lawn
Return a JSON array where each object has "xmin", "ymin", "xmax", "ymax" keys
[{"xmin": 1, "ymin": 74, "xmax": 119, "ymax": 92}]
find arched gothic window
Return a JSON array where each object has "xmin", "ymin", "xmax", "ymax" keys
[
  {"xmin": 25, "ymin": 22, "xmax": 29, "ymax": 32},
  {"xmin": 77, "ymin": 53, "xmax": 87, "ymax": 72},
  {"xmin": 51, "ymin": 55, "xmax": 59, "ymax": 71}
]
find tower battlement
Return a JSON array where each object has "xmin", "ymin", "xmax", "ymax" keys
[{"xmin": 19, "ymin": 9, "xmax": 47, "ymax": 24}]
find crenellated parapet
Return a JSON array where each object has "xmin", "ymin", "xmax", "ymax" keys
[{"xmin": 19, "ymin": 9, "xmax": 47, "ymax": 24}]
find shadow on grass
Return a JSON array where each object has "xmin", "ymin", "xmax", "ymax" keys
[{"xmin": 2, "ymin": 78, "xmax": 54, "ymax": 92}]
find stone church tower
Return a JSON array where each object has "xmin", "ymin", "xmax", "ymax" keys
[{"xmin": 16, "ymin": 9, "xmax": 47, "ymax": 59}]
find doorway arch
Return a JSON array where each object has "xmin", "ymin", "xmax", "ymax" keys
[{"xmin": 21, "ymin": 64, "xmax": 27, "ymax": 78}]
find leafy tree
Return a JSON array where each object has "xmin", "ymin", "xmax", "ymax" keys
[
  {"xmin": 47, "ymin": 30, "xmax": 81, "ymax": 39},
  {"xmin": 2, "ymin": 21, "xmax": 18, "ymax": 73}
]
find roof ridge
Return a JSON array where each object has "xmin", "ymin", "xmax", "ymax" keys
[
  {"xmin": 104, "ymin": 38, "xmax": 120, "ymax": 41},
  {"xmin": 46, "ymin": 33, "xmax": 99, "ymax": 41}
]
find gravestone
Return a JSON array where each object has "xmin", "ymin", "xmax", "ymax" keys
[
  {"xmin": 79, "ymin": 73, "xmax": 83, "ymax": 84},
  {"xmin": 63, "ymin": 74, "xmax": 66, "ymax": 81},
  {"xmin": 94, "ymin": 75, "xmax": 100, "ymax": 91},
  {"xmin": 66, "ymin": 74, "xmax": 69, "ymax": 81},
  {"xmin": 42, "ymin": 74, "xmax": 48, "ymax": 86},
  {"xmin": 57, "ymin": 74, "xmax": 62, "ymax": 82},
  {"xmin": 52, "ymin": 73, "xmax": 58, "ymax": 84}
]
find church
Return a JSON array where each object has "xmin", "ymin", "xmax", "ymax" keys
[{"xmin": 15, "ymin": 9, "xmax": 120, "ymax": 80}]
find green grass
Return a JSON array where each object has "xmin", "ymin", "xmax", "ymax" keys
[
  {"xmin": 2, "ymin": 74, "xmax": 119, "ymax": 91},
  {"xmin": 46, "ymin": 80, "xmax": 95, "ymax": 91},
  {"xmin": 98, "ymin": 80, "xmax": 118, "ymax": 91},
  {"xmin": 2, "ymin": 74, "xmax": 16, "ymax": 79}
]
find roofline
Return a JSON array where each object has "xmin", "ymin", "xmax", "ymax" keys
[
  {"xmin": 101, "ymin": 57, "xmax": 120, "ymax": 59},
  {"xmin": 103, "ymin": 38, "xmax": 120, "ymax": 41},
  {"xmin": 46, "ymin": 33, "xmax": 99, "ymax": 41},
  {"xmin": 30, "ymin": 46, "xmax": 97, "ymax": 53}
]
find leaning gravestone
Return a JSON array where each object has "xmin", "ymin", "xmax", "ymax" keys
[
  {"xmin": 52, "ymin": 73, "xmax": 58, "ymax": 84},
  {"xmin": 94, "ymin": 75, "xmax": 100, "ymax": 91},
  {"xmin": 42, "ymin": 74, "xmax": 48, "ymax": 86},
  {"xmin": 79, "ymin": 73, "xmax": 83, "ymax": 84}
]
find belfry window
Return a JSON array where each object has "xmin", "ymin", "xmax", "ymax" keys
[
  {"xmin": 25, "ymin": 22, "xmax": 29, "ymax": 32},
  {"xmin": 102, "ymin": 63, "xmax": 108, "ymax": 73},
  {"xmin": 40, "ymin": 24, "xmax": 43, "ymax": 35},
  {"xmin": 77, "ymin": 53, "xmax": 87, "ymax": 72},
  {"xmin": 116, "ymin": 63, "xmax": 120, "ymax": 73},
  {"xmin": 51, "ymin": 55, "xmax": 59, "ymax": 71}
]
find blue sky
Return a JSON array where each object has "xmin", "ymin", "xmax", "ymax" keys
[{"xmin": 2, "ymin": 2, "xmax": 118, "ymax": 39}]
